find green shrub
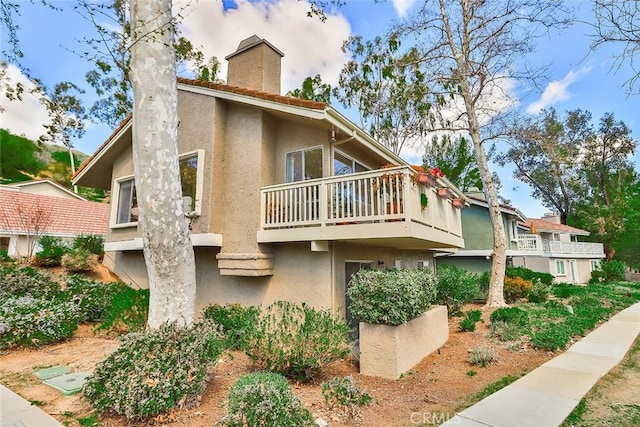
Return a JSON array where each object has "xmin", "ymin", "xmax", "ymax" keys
[
  {"xmin": 478, "ymin": 271, "xmax": 490, "ymax": 296},
  {"xmin": 490, "ymin": 307, "xmax": 529, "ymax": 327},
  {"xmin": 489, "ymin": 320, "xmax": 524, "ymax": 342},
  {"xmin": 32, "ymin": 236, "xmax": 69, "ymax": 267},
  {"xmin": 0, "ymin": 265, "xmax": 60, "ymax": 299},
  {"xmin": 0, "ymin": 250, "xmax": 15, "ymax": 264},
  {"xmin": 590, "ymin": 260, "xmax": 625, "ymax": 284},
  {"xmin": 527, "ymin": 279, "xmax": 551, "ymax": 303},
  {"xmin": 83, "ymin": 320, "xmax": 224, "ymax": 420},
  {"xmin": 245, "ymin": 301, "xmax": 350, "ymax": 382},
  {"xmin": 530, "ymin": 324, "xmax": 571, "ymax": 351},
  {"xmin": 459, "ymin": 309, "xmax": 482, "ymax": 332},
  {"xmin": 221, "ymin": 372, "xmax": 313, "ymax": 427},
  {"xmin": 469, "ymin": 346, "xmax": 498, "ymax": 367},
  {"xmin": 94, "ymin": 286, "xmax": 149, "ymax": 334},
  {"xmin": 0, "ymin": 296, "xmax": 79, "ymax": 349},
  {"xmin": 321, "ymin": 376, "xmax": 372, "ymax": 418},
  {"xmin": 553, "ymin": 284, "xmax": 584, "ymax": 298},
  {"xmin": 73, "ymin": 234, "xmax": 105, "ymax": 257},
  {"xmin": 503, "ymin": 276, "xmax": 532, "ymax": 303},
  {"xmin": 435, "ymin": 265, "xmax": 480, "ymax": 315},
  {"xmin": 61, "ymin": 248, "xmax": 99, "ymax": 274},
  {"xmin": 505, "ymin": 266, "xmax": 554, "ymax": 286},
  {"xmin": 63, "ymin": 276, "xmax": 123, "ymax": 322},
  {"xmin": 202, "ymin": 303, "xmax": 259, "ymax": 350},
  {"xmin": 347, "ymin": 268, "xmax": 437, "ymax": 325}
]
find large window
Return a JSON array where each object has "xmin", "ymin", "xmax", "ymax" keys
[
  {"xmin": 556, "ymin": 260, "xmax": 566, "ymax": 276},
  {"xmin": 333, "ymin": 150, "xmax": 368, "ymax": 176},
  {"xmin": 115, "ymin": 177, "xmax": 138, "ymax": 225},
  {"xmin": 285, "ymin": 146, "xmax": 322, "ymax": 182},
  {"xmin": 112, "ymin": 150, "xmax": 204, "ymax": 227}
]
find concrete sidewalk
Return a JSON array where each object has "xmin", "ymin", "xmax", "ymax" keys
[
  {"xmin": 0, "ymin": 384, "xmax": 62, "ymax": 426},
  {"xmin": 445, "ymin": 302, "xmax": 640, "ymax": 427}
]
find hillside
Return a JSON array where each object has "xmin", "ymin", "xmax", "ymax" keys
[{"xmin": 0, "ymin": 129, "xmax": 106, "ymax": 202}]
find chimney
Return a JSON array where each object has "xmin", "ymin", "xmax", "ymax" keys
[
  {"xmin": 541, "ymin": 212, "xmax": 561, "ymax": 224},
  {"xmin": 225, "ymin": 35, "xmax": 284, "ymax": 94}
]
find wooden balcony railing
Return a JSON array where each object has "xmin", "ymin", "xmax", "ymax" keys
[
  {"xmin": 517, "ymin": 235, "xmax": 604, "ymax": 255},
  {"xmin": 260, "ymin": 166, "xmax": 462, "ymax": 238}
]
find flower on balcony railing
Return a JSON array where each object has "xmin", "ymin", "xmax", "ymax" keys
[{"xmin": 431, "ymin": 167, "xmax": 445, "ymax": 178}]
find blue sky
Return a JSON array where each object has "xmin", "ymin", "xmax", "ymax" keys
[{"xmin": 1, "ymin": 0, "xmax": 638, "ymax": 218}]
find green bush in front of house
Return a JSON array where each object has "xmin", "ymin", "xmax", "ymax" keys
[
  {"xmin": 62, "ymin": 248, "xmax": 99, "ymax": 274},
  {"xmin": 434, "ymin": 265, "xmax": 479, "ymax": 315},
  {"xmin": 589, "ymin": 260, "xmax": 626, "ymax": 284},
  {"xmin": 221, "ymin": 372, "xmax": 314, "ymax": 427},
  {"xmin": 244, "ymin": 301, "xmax": 351, "ymax": 382},
  {"xmin": 0, "ymin": 265, "xmax": 60, "ymax": 300},
  {"xmin": 32, "ymin": 236, "xmax": 70, "ymax": 267},
  {"xmin": 202, "ymin": 303, "xmax": 260, "ymax": 350},
  {"xmin": 0, "ymin": 296, "xmax": 79, "ymax": 349},
  {"xmin": 83, "ymin": 320, "xmax": 224, "ymax": 420},
  {"xmin": 347, "ymin": 268, "xmax": 437, "ymax": 325},
  {"xmin": 72, "ymin": 234, "xmax": 105, "ymax": 257},
  {"xmin": 505, "ymin": 266, "xmax": 554, "ymax": 286}
]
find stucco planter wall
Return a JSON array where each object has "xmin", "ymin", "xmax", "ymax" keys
[{"xmin": 359, "ymin": 305, "xmax": 448, "ymax": 379}]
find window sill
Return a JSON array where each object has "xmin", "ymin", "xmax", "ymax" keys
[{"xmin": 111, "ymin": 222, "xmax": 139, "ymax": 229}]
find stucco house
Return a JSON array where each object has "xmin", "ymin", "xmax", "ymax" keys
[
  {"xmin": 437, "ymin": 193, "xmax": 606, "ymax": 284},
  {"xmin": 512, "ymin": 215, "xmax": 606, "ymax": 284},
  {"xmin": 5, "ymin": 179, "xmax": 86, "ymax": 200},
  {"xmin": 436, "ymin": 194, "xmax": 528, "ymax": 273},
  {"xmin": 72, "ymin": 35, "xmax": 467, "ymax": 320},
  {"xmin": 0, "ymin": 184, "xmax": 109, "ymax": 257}
]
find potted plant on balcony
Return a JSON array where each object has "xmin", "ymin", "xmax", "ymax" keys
[
  {"xmin": 452, "ymin": 198, "xmax": 464, "ymax": 208},
  {"xmin": 437, "ymin": 187, "xmax": 451, "ymax": 198},
  {"xmin": 347, "ymin": 268, "xmax": 448, "ymax": 379}
]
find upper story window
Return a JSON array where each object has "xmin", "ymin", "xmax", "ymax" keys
[
  {"xmin": 286, "ymin": 146, "xmax": 322, "ymax": 182},
  {"xmin": 333, "ymin": 150, "xmax": 368, "ymax": 176},
  {"xmin": 115, "ymin": 177, "xmax": 138, "ymax": 226},
  {"xmin": 112, "ymin": 150, "xmax": 204, "ymax": 228},
  {"xmin": 509, "ymin": 219, "xmax": 519, "ymax": 242}
]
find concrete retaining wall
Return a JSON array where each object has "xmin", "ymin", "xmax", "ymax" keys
[{"xmin": 359, "ymin": 305, "xmax": 448, "ymax": 379}]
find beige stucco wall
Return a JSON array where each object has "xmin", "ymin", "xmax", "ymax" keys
[
  {"xmin": 512, "ymin": 256, "xmax": 596, "ymax": 284},
  {"xmin": 13, "ymin": 182, "xmax": 77, "ymax": 199},
  {"xmin": 106, "ymin": 241, "xmax": 438, "ymax": 319},
  {"xmin": 359, "ymin": 305, "xmax": 449, "ymax": 379}
]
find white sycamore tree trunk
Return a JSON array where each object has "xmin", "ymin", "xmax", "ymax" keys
[{"xmin": 130, "ymin": 0, "xmax": 196, "ymax": 328}]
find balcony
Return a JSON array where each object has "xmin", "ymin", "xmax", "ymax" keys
[
  {"xmin": 517, "ymin": 235, "xmax": 605, "ymax": 257},
  {"xmin": 258, "ymin": 166, "xmax": 465, "ymax": 250}
]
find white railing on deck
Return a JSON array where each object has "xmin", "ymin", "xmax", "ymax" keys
[
  {"xmin": 517, "ymin": 236, "xmax": 604, "ymax": 255},
  {"xmin": 261, "ymin": 166, "xmax": 459, "ymax": 235}
]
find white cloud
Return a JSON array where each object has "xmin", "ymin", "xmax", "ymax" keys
[
  {"xmin": 178, "ymin": 0, "xmax": 352, "ymax": 93},
  {"xmin": 526, "ymin": 65, "xmax": 592, "ymax": 113},
  {"xmin": 0, "ymin": 64, "xmax": 51, "ymax": 142},
  {"xmin": 392, "ymin": 0, "xmax": 417, "ymax": 17}
]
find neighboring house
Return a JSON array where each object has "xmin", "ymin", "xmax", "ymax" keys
[
  {"xmin": 0, "ymin": 186, "xmax": 109, "ymax": 257},
  {"xmin": 72, "ymin": 35, "xmax": 467, "ymax": 320},
  {"xmin": 436, "ymin": 194, "xmax": 528, "ymax": 274},
  {"xmin": 436, "ymin": 193, "xmax": 606, "ymax": 284},
  {"xmin": 512, "ymin": 215, "xmax": 606, "ymax": 284},
  {"xmin": 5, "ymin": 179, "xmax": 86, "ymax": 201}
]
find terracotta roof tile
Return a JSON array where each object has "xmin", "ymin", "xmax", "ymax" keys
[
  {"xmin": 176, "ymin": 77, "xmax": 327, "ymax": 110},
  {"xmin": 523, "ymin": 218, "xmax": 589, "ymax": 235},
  {"xmin": 0, "ymin": 188, "xmax": 109, "ymax": 236}
]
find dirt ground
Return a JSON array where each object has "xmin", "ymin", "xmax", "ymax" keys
[{"xmin": 0, "ymin": 302, "xmax": 555, "ymax": 426}]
